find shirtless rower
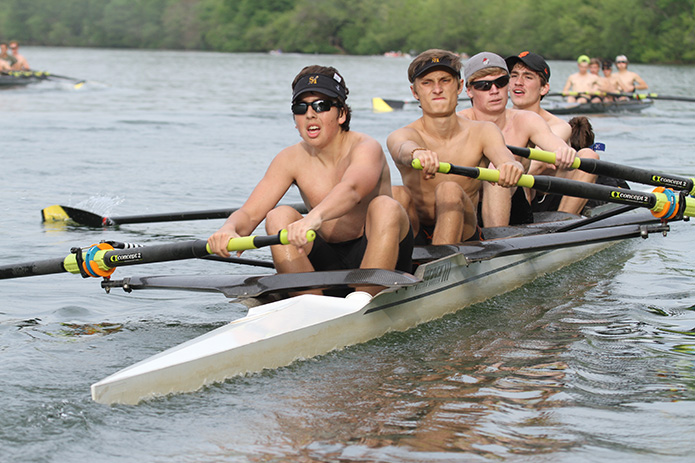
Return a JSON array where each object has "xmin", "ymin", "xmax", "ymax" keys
[
  {"xmin": 614, "ymin": 54, "xmax": 648, "ymax": 93},
  {"xmin": 562, "ymin": 55, "xmax": 600, "ymax": 103},
  {"xmin": 208, "ymin": 65, "xmax": 413, "ymax": 290},
  {"xmin": 506, "ymin": 51, "xmax": 599, "ymax": 214},
  {"xmin": 0, "ymin": 42, "xmax": 15, "ymax": 71},
  {"xmin": 457, "ymin": 52, "xmax": 575, "ymax": 227},
  {"xmin": 597, "ymin": 60, "xmax": 626, "ymax": 101},
  {"xmin": 9, "ymin": 41, "xmax": 30, "ymax": 71},
  {"xmin": 387, "ymin": 49, "xmax": 524, "ymax": 245}
]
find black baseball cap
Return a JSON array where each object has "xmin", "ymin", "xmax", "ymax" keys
[
  {"xmin": 292, "ymin": 73, "xmax": 347, "ymax": 103},
  {"xmin": 505, "ymin": 51, "xmax": 550, "ymax": 81},
  {"xmin": 410, "ymin": 56, "xmax": 461, "ymax": 82}
]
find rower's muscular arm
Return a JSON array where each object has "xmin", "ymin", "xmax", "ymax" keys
[
  {"xmin": 208, "ymin": 149, "xmax": 296, "ymax": 256},
  {"xmin": 387, "ymin": 127, "xmax": 425, "ymax": 165},
  {"xmin": 524, "ymin": 112, "xmax": 576, "ymax": 169},
  {"xmin": 387, "ymin": 127, "xmax": 438, "ymax": 179},
  {"xmin": 478, "ymin": 123, "xmax": 524, "ymax": 187},
  {"xmin": 633, "ymin": 73, "xmax": 648, "ymax": 90},
  {"xmin": 286, "ymin": 137, "xmax": 385, "ymax": 244}
]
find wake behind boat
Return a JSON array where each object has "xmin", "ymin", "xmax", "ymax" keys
[
  {"xmin": 90, "ymin": 206, "xmax": 670, "ymax": 405},
  {"xmin": 544, "ymin": 98, "xmax": 654, "ymax": 115}
]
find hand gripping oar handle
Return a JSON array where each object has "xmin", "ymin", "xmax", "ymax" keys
[
  {"xmin": 0, "ymin": 230, "xmax": 315, "ymax": 280},
  {"xmin": 506, "ymin": 145, "xmax": 695, "ymax": 196},
  {"xmin": 205, "ymin": 229, "xmax": 316, "ymax": 253},
  {"xmin": 411, "ymin": 159, "xmax": 695, "ymax": 220}
]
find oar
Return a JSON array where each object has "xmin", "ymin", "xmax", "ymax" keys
[
  {"xmin": 412, "ymin": 159, "xmax": 695, "ymax": 220},
  {"xmin": 372, "ymin": 96, "xmax": 471, "ymax": 112},
  {"xmin": 41, "ymin": 202, "xmax": 309, "ymax": 227},
  {"xmin": 608, "ymin": 92, "xmax": 695, "ymax": 103},
  {"xmin": 0, "ymin": 230, "xmax": 315, "ymax": 280},
  {"xmin": 506, "ymin": 145, "xmax": 695, "ymax": 195},
  {"xmin": 546, "ymin": 91, "xmax": 600, "ymax": 98},
  {"xmin": 372, "ymin": 97, "xmax": 403, "ymax": 112},
  {"xmin": 31, "ymin": 70, "xmax": 86, "ymax": 88},
  {"xmin": 547, "ymin": 91, "xmax": 695, "ymax": 103}
]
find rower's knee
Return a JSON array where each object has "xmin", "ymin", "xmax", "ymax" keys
[
  {"xmin": 578, "ymin": 147, "xmax": 600, "ymax": 160},
  {"xmin": 265, "ymin": 205, "xmax": 302, "ymax": 234},
  {"xmin": 434, "ymin": 181, "xmax": 466, "ymax": 205},
  {"xmin": 368, "ymin": 196, "xmax": 405, "ymax": 222},
  {"xmin": 367, "ymin": 196, "xmax": 409, "ymax": 236}
]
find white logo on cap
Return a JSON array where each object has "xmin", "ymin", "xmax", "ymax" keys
[{"xmin": 482, "ymin": 58, "xmax": 490, "ymax": 65}]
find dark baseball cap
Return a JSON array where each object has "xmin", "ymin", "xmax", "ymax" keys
[
  {"xmin": 505, "ymin": 51, "xmax": 550, "ymax": 81},
  {"xmin": 292, "ymin": 73, "xmax": 347, "ymax": 102},
  {"xmin": 410, "ymin": 55, "xmax": 461, "ymax": 82}
]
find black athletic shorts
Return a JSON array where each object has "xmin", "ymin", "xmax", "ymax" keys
[
  {"xmin": 307, "ymin": 227, "xmax": 414, "ymax": 273},
  {"xmin": 510, "ymin": 187, "xmax": 534, "ymax": 225}
]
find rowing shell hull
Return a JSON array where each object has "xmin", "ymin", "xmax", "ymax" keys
[
  {"xmin": 545, "ymin": 99, "xmax": 653, "ymax": 115},
  {"xmin": 0, "ymin": 73, "xmax": 45, "ymax": 87},
  {"xmin": 91, "ymin": 240, "xmax": 613, "ymax": 405}
]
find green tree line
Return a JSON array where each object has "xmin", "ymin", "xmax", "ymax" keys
[{"xmin": 0, "ymin": 0, "xmax": 694, "ymax": 63}]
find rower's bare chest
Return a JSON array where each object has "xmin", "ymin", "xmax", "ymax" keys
[{"xmin": 500, "ymin": 117, "xmax": 531, "ymax": 148}]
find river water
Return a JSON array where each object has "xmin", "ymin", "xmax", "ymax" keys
[{"xmin": 1, "ymin": 47, "xmax": 694, "ymax": 462}]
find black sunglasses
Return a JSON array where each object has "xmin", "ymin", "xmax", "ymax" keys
[
  {"xmin": 470, "ymin": 74, "xmax": 510, "ymax": 91},
  {"xmin": 291, "ymin": 99, "xmax": 340, "ymax": 115}
]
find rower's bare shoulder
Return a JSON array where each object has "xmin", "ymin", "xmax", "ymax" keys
[
  {"xmin": 549, "ymin": 118, "xmax": 571, "ymax": 142},
  {"xmin": 387, "ymin": 123, "xmax": 427, "ymax": 150},
  {"xmin": 352, "ymin": 131, "xmax": 383, "ymax": 155},
  {"xmin": 511, "ymin": 107, "xmax": 545, "ymax": 125},
  {"xmin": 465, "ymin": 117, "xmax": 501, "ymax": 136},
  {"xmin": 457, "ymin": 107, "xmax": 474, "ymax": 118},
  {"xmin": 269, "ymin": 143, "xmax": 308, "ymax": 171}
]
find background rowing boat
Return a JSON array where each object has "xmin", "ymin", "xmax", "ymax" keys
[
  {"xmin": 543, "ymin": 98, "xmax": 654, "ymax": 115},
  {"xmin": 1, "ymin": 47, "xmax": 694, "ymax": 462}
]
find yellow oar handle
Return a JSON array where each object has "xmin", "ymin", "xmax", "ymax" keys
[
  {"xmin": 411, "ymin": 158, "xmax": 451, "ymax": 173},
  {"xmin": 411, "ymin": 159, "xmax": 535, "ymax": 187},
  {"xmin": 525, "ymin": 147, "xmax": 581, "ymax": 169},
  {"xmin": 206, "ymin": 229, "xmax": 316, "ymax": 254}
]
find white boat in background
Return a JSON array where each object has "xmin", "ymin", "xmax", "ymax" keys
[{"xmin": 91, "ymin": 208, "xmax": 669, "ymax": 405}]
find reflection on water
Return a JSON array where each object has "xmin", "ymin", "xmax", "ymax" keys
[{"xmin": 215, "ymin": 244, "xmax": 694, "ymax": 462}]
